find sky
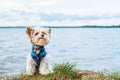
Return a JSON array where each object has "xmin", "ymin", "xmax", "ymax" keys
[{"xmin": 0, "ymin": 0, "xmax": 120, "ymax": 26}]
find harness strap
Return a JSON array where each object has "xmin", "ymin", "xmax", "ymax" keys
[{"xmin": 31, "ymin": 45, "xmax": 47, "ymax": 66}]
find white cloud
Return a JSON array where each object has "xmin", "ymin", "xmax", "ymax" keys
[
  {"xmin": 0, "ymin": 0, "xmax": 120, "ymax": 26},
  {"xmin": 0, "ymin": 0, "xmax": 27, "ymax": 12}
]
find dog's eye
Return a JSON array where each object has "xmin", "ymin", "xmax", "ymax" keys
[{"xmin": 35, "ymin": 32, "xmax": 39, "ymax": 36}]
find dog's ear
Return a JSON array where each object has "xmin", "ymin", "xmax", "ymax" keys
[
  {"xmin": 48, "ymin": 29, "xmax": 51, "ymax": 34},
  {"xmin": 48, "ymin": 29, "xmax": 51, "ymax": 37},
  {"xmin": 26, "ymin": 27, "xmax": 34, "ymax": 38}
]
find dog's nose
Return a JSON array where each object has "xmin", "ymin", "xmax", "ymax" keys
[{"xmin": 41, "ymin": 34, "xmax": 44, "ymax": 38}]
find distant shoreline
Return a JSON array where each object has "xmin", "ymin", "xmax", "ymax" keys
[{"xmin": 0, "ymin": 25, "xmax": 120, "ymax": 28}]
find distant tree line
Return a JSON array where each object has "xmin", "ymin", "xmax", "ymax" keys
[{"xmin": 0, "ymin": 25, "xmax": 120, "ymax": 28}]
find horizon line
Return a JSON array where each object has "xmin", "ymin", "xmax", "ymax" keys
[{"xmin": 0, "ymin": 25, "xmax": 120, "ymax": 28}]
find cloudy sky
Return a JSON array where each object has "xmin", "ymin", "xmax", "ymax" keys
[{"xmin": 0, "ymin": 0, "xmax": 120, "ymax": 26}]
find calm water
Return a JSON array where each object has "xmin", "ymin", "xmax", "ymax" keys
[{"xmin": 0, "ymin": 28, "xmax": 120, "ymax": 75}]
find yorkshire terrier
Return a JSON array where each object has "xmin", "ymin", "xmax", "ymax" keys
[{"xmin": 26, "ymin": 27, "xmax": 53, "ymax": 76}]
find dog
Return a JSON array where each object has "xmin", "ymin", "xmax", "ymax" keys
[{"xmin": 26, "ymin": 27, "xmax": 53, "ymax": 76}]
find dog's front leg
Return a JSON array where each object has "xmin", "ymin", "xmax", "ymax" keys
[
  {"xmin": 39, "ymin": 54, "xmax": 53, "ymax": 75},
  {"xmin": 26, "ymin": 55, "xmax": 36, "ymax": 76}
]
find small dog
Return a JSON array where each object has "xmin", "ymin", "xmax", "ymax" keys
[{"xmin": 26, "ymin": 27, "xmax": 53, "ymax": 76}]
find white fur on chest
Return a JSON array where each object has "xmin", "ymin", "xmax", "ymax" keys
[{"xmin": 33, "ymin": 49, "xmax": 40, "ymax": 54}]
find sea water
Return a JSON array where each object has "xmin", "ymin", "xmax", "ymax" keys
[{"xmin": 0, "ymin": 28, "xmax": 120, "ymax": 75}]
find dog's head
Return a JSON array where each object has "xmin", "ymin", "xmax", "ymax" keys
[{"xmin": 26, "ymin": 27, "xmax": 51, "ymax": 46}]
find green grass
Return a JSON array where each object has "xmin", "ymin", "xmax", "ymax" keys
[
  {"xmin": 1, "ymin": 62, "xmax": 120, "ymax": 80},
  {"xmin": 106, "ymin": 72, "xmax": 120, "ymax": 80}
]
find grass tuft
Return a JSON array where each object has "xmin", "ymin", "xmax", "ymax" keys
[
  {"xmin": 107, "ymin": 72, "xmax": 120, "ymax": 80},
  {"xmin": 53, "ymin": 62, "xmax": 79, "ymax": 79},
  {"xmin": 1, "ymin": 62, "xmax": 120, "ymax": 80}
]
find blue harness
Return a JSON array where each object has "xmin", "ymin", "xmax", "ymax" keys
[{"xmin": 31, "ymin": 45, "xmax": 47, "ymax": 66}]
